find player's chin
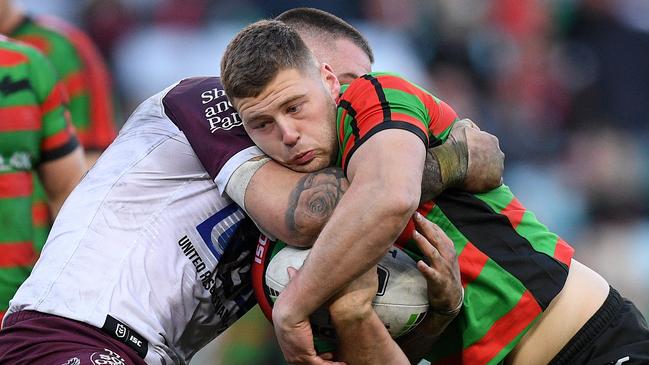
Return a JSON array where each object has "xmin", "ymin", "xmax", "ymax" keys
[{"xmin": 287, "ymin": 159, "xmax": 328, "ymax": 173}]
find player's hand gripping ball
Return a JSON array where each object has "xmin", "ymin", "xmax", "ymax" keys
[{"xmin": 252, "ymin": 235, "xmax": 429, "ymax": 351}]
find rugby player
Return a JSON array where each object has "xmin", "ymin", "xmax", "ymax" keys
[
  {"xmin": 0, "ymin": 16, "xmax": 504, "ymax": 365},
  {"xmin": 0, "ymin": 1, "xmax": 118, "ymax": 305},
  {"xmin": 220, "ymin": 18, "xmax": 649, "ymax": 365},
  {"xmin": 0, "ymin": 0, "xmax": 117, "ymax": 164},
  {"xmin": 0, "ymin": 36, "xmax": 85, "ymax": 323}
]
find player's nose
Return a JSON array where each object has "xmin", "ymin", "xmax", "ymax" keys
[{"xmin": 277, "ymin": 118, "xmax": 300, "ymax": 147}]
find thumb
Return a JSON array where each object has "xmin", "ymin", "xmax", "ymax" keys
[{"xmin": 287, "ymin": 266, "xmax": 298, "ymax": 281}]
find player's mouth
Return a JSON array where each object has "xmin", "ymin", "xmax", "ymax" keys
[{"xmin": 290, "ymin": 150, "xmax": 316, "ymax": 165}]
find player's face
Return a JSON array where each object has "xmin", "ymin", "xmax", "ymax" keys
[
  {"xmin": 234, "ymin": 65, "xmax": 340, "ymax": 173},
  {"xmin": 305, "ymin": 37, "xmax": 372, "ymax": 85}
]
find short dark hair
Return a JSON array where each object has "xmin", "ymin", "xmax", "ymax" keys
[
  {"xmin": 221, "ymin": 19, "xmax": 317, "ymax": 100},
  {"xmin": 276, "ymin": 7, "xmax": 374, "ymax": 64}
]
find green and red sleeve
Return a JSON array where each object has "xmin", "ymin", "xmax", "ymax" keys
[
  {"xmin": 336, "ymin": 72, "xmax": 458, "ymax": 172},
  {"xmin": 26, "ymin": 43, "xmax": 79, "ymax": 163},
  {"xmin": 12, "ymin": 16, "xmax": 116, "ymax": 150},
  {"xmin": 35, "ymin": 16, "xmax": 117, "ymax": 150}
]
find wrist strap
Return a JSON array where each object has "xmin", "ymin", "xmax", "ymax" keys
[{"xmin": 430, "ymin": 133, "xmax": 467, "ymax": 188}]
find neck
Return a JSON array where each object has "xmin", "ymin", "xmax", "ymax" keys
[{"xmin": 0, "ymin": 3, "xmax": 25, "ymax": 35}]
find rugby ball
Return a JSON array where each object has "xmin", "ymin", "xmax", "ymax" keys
[{"xmin": 252, "ymin": 237, "xmax": 429, "ymax": 340}]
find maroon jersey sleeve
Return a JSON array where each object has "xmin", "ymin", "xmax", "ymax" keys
[{"xmin": 162, "ymin": 77, "xmax": 264, "ymax": 191}]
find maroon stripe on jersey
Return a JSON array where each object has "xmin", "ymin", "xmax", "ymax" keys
[
  {"xmin": 0, "ymin": 172, "xmax": 32, "ymax": 198},
  {"xmin": 0, "ymin": 106, "xmax": 40, "ymax": 131},
  {"xmin": 501, "ymin": 196, "xmax": 525, "ymax": 229},
  {"xmin": 0, "ymin": 48, "xmax": 28, "ymax": 66},
  {"xmin": 162, "ymin": 77, "xmax": 255, "ymax": 181},
  {"xmin": 0, "ymin": 310, "xmax": 5, "ymax": 327},
  {"xmin": 553, "ymin": 238, "xmax": 574, "ymax": 267},
  {"xmin": 458, "ymin": 242, "xmax": 488, "ymax": 288},
  {"xmin": 434, "ymin": 290, "xmax": 542, "ymax": 365},
  {"xmin": 0, "ymin": 242, "xmax": 36, "ymax": 267}
]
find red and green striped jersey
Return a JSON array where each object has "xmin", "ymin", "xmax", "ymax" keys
[
  {"xmin": 336, "ymin": 72, "xmax": 456, "ymax": 172},
  {"xmin": 0, "ymin": 37, "xmax": 79, "ymax": 323},
  {"xmin": 10, "ymin": 16, "xmax": 116, "ymax": 149},
  {"xmin": 336, "ymin": 72, "xmax": 574, "ymax": 364},
  {"xmin": 11, "ymin": 15, "xmax": 117, "ymax": 254}
]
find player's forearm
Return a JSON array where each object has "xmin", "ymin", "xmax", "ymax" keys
[
  {"xmin": 244, "ymin": 162, "xmax": 348, "ymax": 245},
  {"xmin": 396, "ymin": 311, "xmax": 457, "ymax": 362},
  {"xmin": 244, "ymin": 125, "xmax": 484, "ymax": 245},
  {"xmin": 281, "ymin": 167, "xmax": 348, "ymax": 245},
  {"xmin": 274, "ymin": 177, "xmax": 419, "ymax": 320},
  {"xmin": 245, "ymin": 151, "xmax": 452, "ymax": 246},
  {"xmin": 335, "ymin": 309, "xmax": 410, "ymax": 365}
]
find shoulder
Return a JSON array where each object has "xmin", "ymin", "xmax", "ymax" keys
[
  {"xmin": 340, "ymin": 72, "xmax": 434, "ymax": 106},
  {"xmin": 16, "ymin": 16, "xmax": 80, "ymax": 62},
  {"xmin": 158, "ymin": 77, "xmax": 261, "ymax": 187},
  {"xmin": 161, "ymin": 76, "xmax": 237, "ymax": 133},
  {"xmin": 0, "ymin": 38, "xmax": 53, "ymax": 75},
  {"xmin": 0, "ymin": 36, "xmax": 41, "ymax": 59},
  {"xmin": 31, "ymin": 16, "xmax": 79, "ymax": 45}
]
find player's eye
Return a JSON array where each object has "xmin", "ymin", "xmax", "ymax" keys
[
  {"xmin": 286, "ymin": 103, "xmax": 302, "ymax": 114},
  {"xmin": 252, "ymin": 121, "xmax": 272, "ymax": 130}
]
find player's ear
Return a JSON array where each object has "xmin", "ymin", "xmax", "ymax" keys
[{"xmin": 320, "ymin": 63, "xmax": 340, "ymax": 99}]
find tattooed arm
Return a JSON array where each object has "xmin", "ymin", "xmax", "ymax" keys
[
  {"xmin": 243, "ymin": 162, "xmax": 347, "ymax": 246},
  {"xmin": 283, "ymin": 167, "xmax": 349, "ymax": 243},
  {"xmin": 242, "ymin": 120, "xmax": 503, "ymax": 246}
]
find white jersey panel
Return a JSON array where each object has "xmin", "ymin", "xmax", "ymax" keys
[{"xmin": 8, "ymin": 79, "xmax": 259, "ymax": 364}]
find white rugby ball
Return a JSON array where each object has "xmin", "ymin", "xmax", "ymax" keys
[{"xmin": 265, "ymin": 245, "xmax": 429, "ymax": 338}]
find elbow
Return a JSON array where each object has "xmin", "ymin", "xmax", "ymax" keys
[
  {"xmin": 382, "ymin": 187, "xmax": 420, "ymax": 219},
  {"xmin": 288, "ymin": 229, "xmax": 319, "ymax": 247},
  {"xmin": 285, "ymin": 213, "xmax": 330, "ymax": 247},
  {"xmin": 370, "ymin": 185, "xmax": 420, "ymax": 247}
]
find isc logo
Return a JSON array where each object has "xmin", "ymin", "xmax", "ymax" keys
[{"xmin": 254, "ymin": 234, "xmax": 270, "ymax": 264}]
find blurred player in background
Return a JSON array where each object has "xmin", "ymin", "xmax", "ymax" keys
[
  {"xmin": 0, "ymin": 0, "xmax": 117, "ymax": 255},
  {"xmin": 0, "ymin": 36, "xmax": 85, "ymax": 324},
  {"xmin": 220, "ymin": 18, "xmax": 649, "ymax": 365},
  {"xmin": 0, "ymin": 0, "xmax": 117, "ymax": 160}
]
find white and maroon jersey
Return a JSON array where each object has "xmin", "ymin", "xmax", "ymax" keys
[{"xmin": 7, "ymin": 77, "xmax": 265, "ymax": 364}]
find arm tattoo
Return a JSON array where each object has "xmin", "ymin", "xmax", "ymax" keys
[
  {"xmin": 421, "ymin": 148, "xmax": 445, "ymax": 204},
  {"xmin": 285, "ymin": 167, "xmax": 349, "ymax": 241},
  {"xmin": 282, "ymin": 133, "xmax": 467, "ymax": 239}
]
